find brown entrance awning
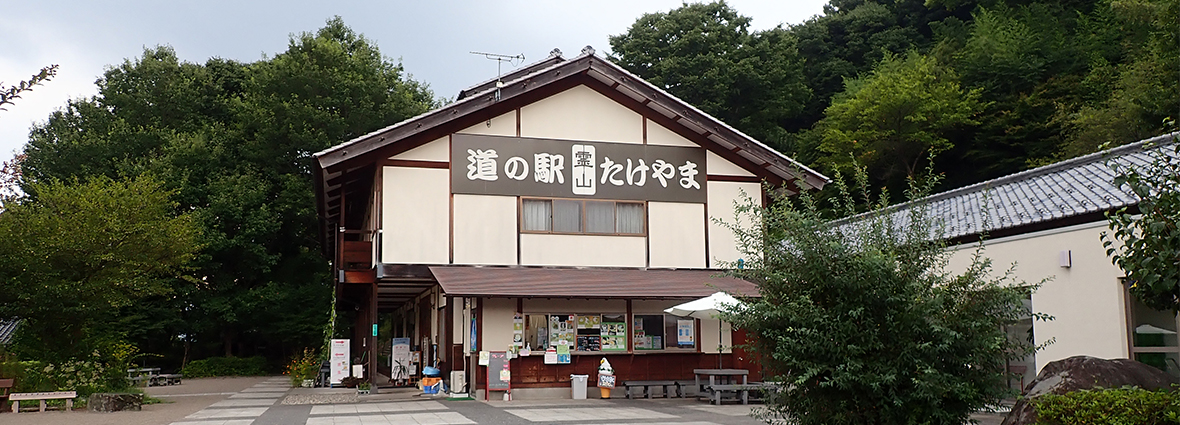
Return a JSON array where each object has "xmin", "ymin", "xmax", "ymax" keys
[{"xmin": 428, "ymin": 266, "xmax": 758, "ymax": 299}]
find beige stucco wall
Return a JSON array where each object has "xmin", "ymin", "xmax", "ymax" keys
[
  {"xmin": 707, "ymin": 181, "xmax": 762, "ymax": 267},
  {"xmin": 520, "ymin": 86, "xmax": 643, "ymax": 144},
  {"xmin": 482, "ymin": 298, "xmax": 517, "ymax": 353},
  {"xmin": 648, "ymin": 202, "xmax": 707, "ymax": 268},
  {"xmin": 458, "ymin": 111, "xmax": 516, "ymax": 136},
  {"xmin": 946, "ymin": 221, "xmax": 1129, "ymax": 372},
  {"xmin": 391, "ymin": 136, "xmax": 449, "ymax": 161},
  {"xmin": 699, "ymin": 319, "xmax": 733, "ymax": 354},
  {"xmin": 382, "ymin": 166, "xmax": 449, "ymax": 264},
  {"xmin": 452, "ymin": 194, "xmax": 517, "ymax": 265},
  {"xmin": 706, "ymin": 151, "xmax": 755, "ymax": 177},
  {"xmin": 454, "ymin": 297, "xmax": 466, "ymax": 345},
  {"xmin": 520, "ymin": 234, "xmax": 646, "ymax": 267},
  {"xmin": 647, "ymin": 121, "xmax": 696, "ymax": 147}
]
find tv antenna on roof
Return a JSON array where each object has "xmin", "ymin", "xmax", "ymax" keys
[{"xmin": 471, "ymin": 51, "xmax": 525, "ymax": 100}]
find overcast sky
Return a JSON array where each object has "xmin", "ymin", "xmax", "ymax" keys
[{"xmin": 0, "ymin": 1, "xmax": 829, "ymax": 167}]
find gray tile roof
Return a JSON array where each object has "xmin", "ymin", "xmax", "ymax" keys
[
  {"xmin": 863, "ymin": 132, "xmax": 1178, "ymax": 239},
  {"xmin": 0, "ymin": 319, "xmax": 19, "ymax": 345}
]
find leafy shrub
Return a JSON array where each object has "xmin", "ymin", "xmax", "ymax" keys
[
  {"xmin": 1033, "ymin": 386, "xmax": 1180, "ymax": 425},
  {"xmin": 0, "ymin": 356, "xmax": 128, "ymax": 401},
  {"xmin": 181, "ymin": 356, "xmax": 269, "ymax": 378},
  {"xmin": 284, "ymin": 348, "xmax": 321, "ymax": 387}
]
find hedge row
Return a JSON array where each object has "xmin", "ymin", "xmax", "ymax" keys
[
  {"xmin": 181, "ymin": 356, "xmax": 270, "ymax": 378},
  {"xmin": 1033, "ymin": 386, "xmax": 1180, "ymax": 425}
]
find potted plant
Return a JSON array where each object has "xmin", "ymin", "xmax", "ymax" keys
[{"xmin": 357, "ymin": 381, "xmax": 371, "ymax": 395}]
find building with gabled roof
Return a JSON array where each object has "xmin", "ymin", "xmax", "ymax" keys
[
  {"xmin": 312, "ymin": 47, "xmax": 828, "ymax": 398},
  {"xmin": 877, "ymin": 132, "xmax": 1180, "ymax": 388}
]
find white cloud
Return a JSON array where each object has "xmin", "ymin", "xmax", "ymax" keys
[{"xmin": 0, "ymin": 0, "xmax": 828, "ymax": 167}]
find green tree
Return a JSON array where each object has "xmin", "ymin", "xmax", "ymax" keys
[
  {"xmin": 19, "ymin": 17, "xmax": 435, "ymax": 364},
  {"xmin": 817, "ymin": 51, "xmax": 984, "ymax": 183},
  {"xmin": 0, "ymin": 176, "xmax": 201, "ymax": 361},
  {"xmin": 608, "ymin": 1, "xmax": 810, "ymax": 143},
  {"xmin": 720, "ymin": 168, "xmax": 1041, "ymax": 425},
  {"xmin": 1102, "ymin": 138, "xmax": 1180, "ymax": 312},
  {"xmin": 1063, "ymin": 0, "xmax": 1179, "ymax": 155}
]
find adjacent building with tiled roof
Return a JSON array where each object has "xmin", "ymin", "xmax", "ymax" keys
[
  {"xmin": 876, "ymin": 132, "xmax": 1180, "ymax": 387},
  {"xmin": 0, "ymin": 319, "xmax": 20, "ymax": 346}
]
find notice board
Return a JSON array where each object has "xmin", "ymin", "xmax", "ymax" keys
[
  {"xmin": 485, "ymin": 351, "xmax": 510, "ymax": 400},
  {"xmin": 329, "ymin": 339, "xmax": 350, "ymax": 385}
]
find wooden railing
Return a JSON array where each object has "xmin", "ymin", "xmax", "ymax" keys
[{"xmin": 337, "ymin": 229, "xmax": 376, "ymax": 283}]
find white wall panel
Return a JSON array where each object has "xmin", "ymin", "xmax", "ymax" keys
[
  {"xmin": 453, "ymin": 194, "xmax": 518, "ymax": 265},
  {"xmin": 482, "ymin": 298, "xmax": 516, "ymax": 352},
  {"xmin": 706, "ymin": 151, "xmax": 755, "ymax": 177},
  {"xmin": 391, "ymin": 137, "xmax": 450, "ymax": 161},
  {"xmin": 382, "ymin": 167, "xmax": 450, "ymax": 264},
  {"xmin": 647, "ymin": 121, "xmax": 696, "ymax": 147},
  {"xmin": 459, "ymin": 111, "xmax": 516, "ymax": 136},
  {"xmin": 520, "ymin": 234, "xmax": 645, "ymax": 267},
  {"xmin": 648, "ymin": 202, "xmax": 706, "ymax": 268},
  {"xmin": 946, "ymin": 221, "xmax": 1128, "ymax": 373},
  {"xmin": 520, "ymin": 86, "xmax": 642, "ymax": 144},
  {"xmin": 707, "ymin": 181, "xmax": 762, "ymax": 267}
]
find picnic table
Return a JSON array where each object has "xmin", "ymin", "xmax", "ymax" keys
[
  {"xmin": 694, "ymin": 369, "xmax": 750, "ymax": 404},
  {"xmin": 127, "ymin": 368, "xmax": 182, "ymax": 387}
]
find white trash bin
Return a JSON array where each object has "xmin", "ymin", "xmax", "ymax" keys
[{"xmin": 570, "ymin": 374, "xmax": 589, "ymax": 399}]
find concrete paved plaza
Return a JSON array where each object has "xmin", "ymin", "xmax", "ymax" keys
[{"xmin": 0, "ymin": 376, "xmax": 1004, "ymax": 425}]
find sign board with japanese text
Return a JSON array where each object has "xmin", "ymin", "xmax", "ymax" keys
[
  {"xmin": 329, "ymin": 339, "xmax": 350, "ymax": 385},
  {"xmin": 485, "ymin": 351, "xmax": 511, "ymax": 400},
  {"xmin": 451, "ymin": 134, "xmax": 707, "ymax": 203}
]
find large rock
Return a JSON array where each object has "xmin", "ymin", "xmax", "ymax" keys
[
  {"xmin": 88, "ymin": 392, "xmax": 143, "ymax": 412},
  {"xmin": 1002, "ymin": 356, "xmax": 1179, "ymax": 425}
]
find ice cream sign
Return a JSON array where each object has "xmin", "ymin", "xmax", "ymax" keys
[{"xmin": 451, "ymin": 133, "xmax": 707, "ymax": 203}]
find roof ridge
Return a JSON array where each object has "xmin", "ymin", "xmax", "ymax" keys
[
  {"xmin": 915, "ymin": 132, "xmax": 1177, "ymax": 206},
  {"xmin": 591, "ymin": 56, "xmax": 830, "ymax": 184},
  {"xmin": 841, "ymin": 132, "xmax": 1178, "ymax": 222},
  {"xmin": 456, "ymin": 49, "xmax": 566, "ymax": 100},
  {"xmin": 313, "ymin": 52, "xmax": 590, "ymax": 159}
]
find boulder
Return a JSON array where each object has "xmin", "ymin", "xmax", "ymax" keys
[
  {"xmin": 88, "ymin": 392, "xmax": 143, "ymax": 412},
  {"xmin": 1002, "ymin": 356, "xmax": 1179, "ymax": 425}
]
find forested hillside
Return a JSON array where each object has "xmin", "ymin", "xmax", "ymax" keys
[{"xmin": 610, "ymin": 0, "xmax": 1178, "ymax": 193}]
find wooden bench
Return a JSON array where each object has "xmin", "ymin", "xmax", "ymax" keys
[
  {"xmin": 623, "ymin": 380, "xmax": 680, "ymax": 399},
  {"xmin": 704, "ymin": 383, "xmax": 773, "ymax": 405},
  {"xmin": 0, "ymin": 378, "xmax": 12, "ymax": 411},
  {"xmin": 10, "ymin": 391, "xmax": 76, "ymax": 413}
]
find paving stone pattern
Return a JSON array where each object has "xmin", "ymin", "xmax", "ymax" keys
[
  {"xmin": 169, "ymin": 377, "xmax": 286, "ymax": 425},
  {"xmin": 167, "ymin": 377, "xmax": 768, "ymax": 425}
]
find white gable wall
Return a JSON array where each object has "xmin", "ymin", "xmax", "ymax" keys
[
  {"xmin": 520, "ymin": 85, "xmax": 643, "ymax": 144},
  {"xmin": 391, "ymin": 137, "xmax": 449, "ymax": 161},
  {"xmin": 380, "ymin": 85, "xmax": 767, "ymax": 269}
]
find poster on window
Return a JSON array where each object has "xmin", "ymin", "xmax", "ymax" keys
[
  {"xmin": 513, "ymin": 313, "xmax": 524, "ymax": 347},
  {"xmin": 549, "ymin": 315, "xmax": 575, "ymax": 347},
  {"xmin": 677, "ymin": 320, "xmax": 695, "ymax": 346},
  {"xmin": 329, "ymin": 339, "xmax": 350, "ymax": 385}
]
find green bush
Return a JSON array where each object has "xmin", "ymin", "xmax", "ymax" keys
[
  {"xmin": 182, "ymin": 356, "xmax": 270, "ymax": 378},
  {"xmin": 1033, "ymin": 386, "xmax": 1180, "ymax": 425},
  {"xmin": 0, "ymin": 358, "xmax": 129, "ymax": 402}
]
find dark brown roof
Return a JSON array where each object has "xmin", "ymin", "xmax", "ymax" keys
[
  {"xmin": 313, "ymin": 47, "xmax": 830, "ymax": 233},
  {"xmin": 429, "ymin": 266, "xmax": 759, "ymax": 299}
]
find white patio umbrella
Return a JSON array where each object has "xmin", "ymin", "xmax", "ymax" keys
[{"xmin": 665, "ymin": 292, "xmax": 743, "ymax": 368}]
